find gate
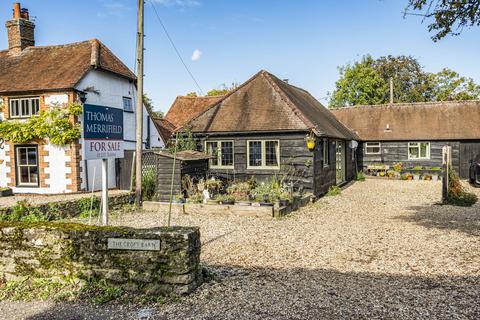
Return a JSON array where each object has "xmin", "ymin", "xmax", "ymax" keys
[{"xmin": 459, "ymin": 141, "xmax": 480, "ymax": 179}]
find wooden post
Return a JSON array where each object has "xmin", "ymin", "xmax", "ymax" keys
[
  {"xmin": 442, "ymin": 145, "xmax": 451, "ymax": 203},
  {"xmin": 101, "ymin": 159, "xmax": 109, "ymax": 226},
  {"xmin": 135, "ymin": 0, "xmax": 145, "ymax": 207}
]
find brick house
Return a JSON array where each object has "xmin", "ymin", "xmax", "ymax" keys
[{"xmin": 0, "ymin": 3, "xmax": 163, "ymax": 194}]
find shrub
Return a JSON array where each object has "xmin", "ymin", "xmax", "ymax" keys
[
  {"xmin": 78, "ymin": 197, "xmax": 100, "ymax": 219},
  {"xmin": 356, "ymin": 171, "xmax": 366, "ymax": 181},
  {"xmin": 0, "ymin": 201, "xmax": 48, "ymax": 222},
  {"xmin": 393, "ymin": 162, "xmax": 403, "ymax": 173},
  {"xmin": 326, "ymin": 185, "xmax": 342, "ymax": 196},
  {"xmin": 447, "ymin": 167, "xmax": 478, "ymax": 207},
  {"xmin": 187, "ymin": 193, "xmax": 204, "ymax": 204},
  {"xmin": 142, "ymin": 168, "xmax": 157, "ymax": 201}
]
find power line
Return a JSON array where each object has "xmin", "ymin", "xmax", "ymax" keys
[{"xmin": 147, "ymin": 0, "xmax": 205, "ymax": 95}]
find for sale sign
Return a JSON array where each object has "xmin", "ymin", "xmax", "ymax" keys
[{"xmin": 83, "ymin": 104, "xmax": 124, "ymax": 160}]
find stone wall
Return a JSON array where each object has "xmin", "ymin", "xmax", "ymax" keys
[{"xmin": 0, "ymin": 222, "xmax": 202, "ymax": 295}]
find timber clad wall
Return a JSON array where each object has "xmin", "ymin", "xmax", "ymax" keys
[
  {"xmin": 199, "ymin": 132, "xmax": 316, "ymax": 195},
  {"xmin": 358, "ymin": 141, "xmax": 460, "ymax": 172}
]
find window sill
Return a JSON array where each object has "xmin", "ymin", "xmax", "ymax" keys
[
  {"xmin": 246, "ymin": 167, "xmax": 280, "ymax": 170},
  {"xmin": 210, "ymin": 166, "xmax": 235, "ymax": 170}
]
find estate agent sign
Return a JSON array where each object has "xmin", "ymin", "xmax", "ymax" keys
[{"xmin": 83, "ymin": 104, "xmax": 124, "ymax": 160}]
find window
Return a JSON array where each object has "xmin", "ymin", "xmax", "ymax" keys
[
  {"xmin": 205, "ymin": 141, "xmax": 234, "ymax": 168},
  {"xmin": 323, "ymin": 138, "xmax": 329, "ymax": 167},
  {"xmin": 123, "ymin": 97, "xmax": 133, "ymax": 112},
  {"xmin": 365, "ymin": 142, "xmax": 381, "ymax": 155},
  {"xmin": 15, "ymin": 146, "xmax": 39, "ymax": 187},
  {"xmin": 9, "ymin": 97, "xmax": 40, "ymax": 118},
  {"xmin": 247, "ymin": 140, "xmax": 280, "ymax": 169},
  {"xmin": 408, "ymin": 142, "xmax": 430, "ymax": 160}
]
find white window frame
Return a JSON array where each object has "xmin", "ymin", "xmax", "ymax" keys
[
  {"xmin": 247, "ymin": 140, "xmax": 280, "ymax": 170},
  {"xmin": 365, "ymin": 142, "xmax": 381, "ymax": 155},
  {"xmin": 323, "ymin": 138, "xmax": 329, "ymax": 167},
  {"xmin": 123, "ymin": 97, "xmax": 133, "ymax": 112},
  {"xmin": 205, "ymin": 140, "xmax": 235, "ymax": 169},
  {"xmin": 15, "ymin": 145, "xmax": 39, "ymax": 187},
  {"xmin": 9, "ymin": 97, "xmax": 41, "ymax": 118},
  {"xmin": 408, "ymin": 142, "xmax": 431, "ymax": 160}
]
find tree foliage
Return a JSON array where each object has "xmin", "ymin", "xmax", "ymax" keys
[
  {"xmin": 143, "ymin": 93, "xmax": 164, "ymax": 118},
  {"xmin": 187, "ymin": 83, "xmax": 239, "ymax": 97},
  {"xmin": 329, "ymin": 55, "xmax": 480, "ymax": 107},
  {"xmin": 167, "ymin": 128, "xmax": 197, "ymax": 154},
  {"xmin": 405, "ymin": 0, "xmax": 480, "ymax": 41}
]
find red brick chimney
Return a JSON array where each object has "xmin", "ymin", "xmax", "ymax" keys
[{"xmin": 5, "ymin": 2, "xmax": 35, "ymax": 54}]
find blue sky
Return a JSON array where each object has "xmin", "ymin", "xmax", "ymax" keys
[{"xmin": 1, "ymin": 1, "xmax": 479, "ymax": 113}]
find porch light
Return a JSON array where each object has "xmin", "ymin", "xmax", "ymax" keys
[{"xmin": 306, "ymin": 132, "xmax": 316, "ymax": 151}]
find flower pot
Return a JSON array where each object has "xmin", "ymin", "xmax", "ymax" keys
[
  {"xmin": 413, "ymin": 175, "xmax": 420, "ymax": 181},
  {"xmin": 424, "ymin": 176, "xmax": 432, "ymax": 181},
  {"xmin": 432, "ymin": 175, "xmax": 439, "ymax": 181},
  {"xmin": 407, "ymin": 176, "xmax": 413, "ymax": 181}
]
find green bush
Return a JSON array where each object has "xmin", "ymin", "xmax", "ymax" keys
[
  {"xmin": 447, "ymin": 167, "xmax": 478, "ymax": 207},
  {"xmin": 0, "ymin": 201, "xmax": 48, "ymax": 222},
  {"xmin": 356, "ymin": 171, "xmax": 366, "ymax": 181},
  {"xmin": 326, "ymin": 185, "xmax": 342, "ymax": 196},
  {"xmin": 142, "ymin": 168, "xmax": 157, "ymax": 201},
  {"xmin": 78, "ymin": 197, "xmax": 100, "ymax": 219}
]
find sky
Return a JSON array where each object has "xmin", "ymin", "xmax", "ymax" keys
[{"xmin": 1, "ymin": 0, "xmax": 479, "ymax": 113}]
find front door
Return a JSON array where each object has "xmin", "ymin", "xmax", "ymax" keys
[{"xmin": 336, "ymin": 140, "xmax": 346, "ymax": 184}]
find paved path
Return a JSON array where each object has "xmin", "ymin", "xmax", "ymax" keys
[{"xmin": 1, "ymin": 180, "xmax": 479, "ymax": 319}]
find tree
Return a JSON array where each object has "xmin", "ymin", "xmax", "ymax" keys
[
  {"xmin": 329, "ymin": 55, "xmax": 480, "ymax": 107},
  {"xmin": 186, "ymin": 92, "xmax": 198, "ymax": 97},
  {"xmin": 206, "ymin": 88, "xmax": 229, "ymax": 96},
  {"xmin": 429, "ymin": 68, "xmax": 480, "ymax": 101},
  {"xmin": 405, "ymin": 0, "xmax": 480, "ymax": 41},
  {"xmin": 143, "ymin": 93, "xmax": 164, "ymax": 118}
]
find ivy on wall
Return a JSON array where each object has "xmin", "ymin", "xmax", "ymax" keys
[{"xmin": 0, "ymin": 103, "xmax": 82, "ymax": 146}]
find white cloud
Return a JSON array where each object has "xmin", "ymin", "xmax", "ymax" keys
[
  {"xmin": 191, "ymin": 49, "xmax": 202, "ymax": 61},
  {"xmin": 153, "ymin": 0, "xmax": 200, "ymax": 7}
]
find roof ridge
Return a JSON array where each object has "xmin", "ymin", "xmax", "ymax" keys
[
  {"xmin": 261, "ymin": 71, "xmax": 316, "ymax": 132},
  {"xmin": 177, "ymin": 95, "xmax": 226, "ymax": 99},
  {"xmin": 332, "ymin": 99, "xmax": 480, "ymax": 110}
]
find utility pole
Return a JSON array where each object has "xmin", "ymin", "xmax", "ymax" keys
[
  {"xmin": 135, "ymin": 0, "xmax": 144, "ymax": 207},
  {"xmin": 389, "ymin": 77, "xmax": 394, "ymax": 104}
]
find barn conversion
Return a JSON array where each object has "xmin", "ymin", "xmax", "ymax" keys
[
  {"xmin": 176, "ymin": 70, "xmax": 359, "ymax": 196},
  {"xmin": 331, "ymin": 100, "xmax": 480, "ymax": 178}
]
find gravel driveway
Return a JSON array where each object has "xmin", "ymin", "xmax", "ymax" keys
[{"xmin": 1, "ymin": 180, "xmax": 479, "ymax": 319}]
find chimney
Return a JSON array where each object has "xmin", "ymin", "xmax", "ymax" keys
[{"xmin": 5, "ymin": 2, "xmax": 35, "ymax": 54}]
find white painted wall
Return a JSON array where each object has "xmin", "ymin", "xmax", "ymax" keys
[
  {"xmin": 0, "ymin": 143, "xmax": 10, "ymax": 188},
  {"xmin": 44, "ymin": 144, "xmax": 71, "ymax": 193},
  {"xmin": 75, "ymin": 70, "xmax": 165, "ymax": 191}
]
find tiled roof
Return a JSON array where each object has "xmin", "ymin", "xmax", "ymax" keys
[
  {"xmin": 330, "ymin": 100, "xmax": 480, "ymax": 141},
  {"xmin": 164, "ymin": 95, "xmax": 224, "ymax": 129},
  {"xmin": 0, "ymin": 39, "xmax": 135, "ymax": 94},
  {"xmin": 152, "ymin": 117, "xmax": 176, "ymax": 143},
  {"xmin": 185, "ymin": 70, "xmax": 358, "ymax": 140}
]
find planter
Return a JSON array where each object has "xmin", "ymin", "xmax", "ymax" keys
[
  {"xmin": 0, "ymin": 188, "xmax": 13, "ymax": 197},
  {"xmin": 237, "ymin": 201, "xmax": 252, "ymax": 206},
  {"xmin": 207, "ymin": 199, "xmax": 218, "ymax": 205},
  {"xmin": 219, "ymin": 200, "xmax": 235, "ymax": 205},
  {"xmin": 278, "ymin": 199, "xmax": 290, "ymax": 207},
  {"xmin": 407, "ymin": 176, "xmax": 414, "ymax": 181},
  {"xmin": 259, "ymin": 202, "xmax": 274, "ymax": 207},
  {"xmin": 424, "ymin": 176, "xmax": 432, "ymax": 181}
]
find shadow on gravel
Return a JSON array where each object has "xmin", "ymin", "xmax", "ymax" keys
[
  {"xmin": 19, "ymin": 265, "xmax": 480, "ymax": 320},
  {"xmin": 398, "ymin": 204, "xmax": 480, "ymax": 237}
]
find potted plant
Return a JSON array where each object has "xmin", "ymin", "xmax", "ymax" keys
[
  {"xmin": 387, "ymin": 170, "xmax": 395, "ymax": 178},
  {"xmin": 424, "ymin": 174, "xmax": 432, "ymax": 181},
  {"xmin": 406, "ymin": 173, "xmax": 414, "ymax": 181},
  {"xmin": 217, "ymin": 194, "xmax": 235, "ymax": 205},
  {"xmin": 305, "ymin": 133, "xmax": 316, "ymax": 151},
  {"xmin": 0, "ymin": 187, "xmax": 13, "ymax": 197},
  {"xmin": 259, "ymin": 194, "xmax": 274, "ymax": 206},
  {"xmin": 187, "ymin": 192, "xmax": 203, "ymax": 204}
]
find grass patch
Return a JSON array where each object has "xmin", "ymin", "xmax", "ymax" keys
[
  {"xmin": 355, "ymin": 171, "xmax": 366, "ymax": 181},
  {"xmin": 326, "ymin": 186, "xmax": 342, "ymax": 197}
]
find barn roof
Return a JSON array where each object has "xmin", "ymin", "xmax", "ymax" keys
[
  {"xmin": 330, "ymin": 100, "xmax": 480, "ymax": 141},
  {"xmin": 184, "ymin": 70, "xmax": 358, "ymax": 140},
  {"xmin": 164, "ymin": 95, "xmax": 225, "ymax": 129},
  {"xmin": 0, "ymin": 39, "xmax": 136, "ymax": 94},
  {"xmin": 152, "ymin": 117, "xmax": 176, "ymax": 143}
]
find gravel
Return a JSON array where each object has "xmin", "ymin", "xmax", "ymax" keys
[{"xmin": 1, "ymin": 180, "xmax": 479, "ymax": 319}]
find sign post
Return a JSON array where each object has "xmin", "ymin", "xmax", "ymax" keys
[{"xmin": 83, "ymin": 104, "xmax": 124, "ymax": 226}]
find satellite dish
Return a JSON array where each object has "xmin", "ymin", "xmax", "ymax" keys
[{"xmin": 349, "ymin": 140, "xmax": 359, "ymax": 149}]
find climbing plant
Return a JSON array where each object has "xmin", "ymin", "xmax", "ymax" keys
[{"xmin": 0, "ymin": 103, "xmax": 82, "ymax": 145}]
